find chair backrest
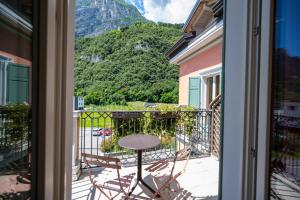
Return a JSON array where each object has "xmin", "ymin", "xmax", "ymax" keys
[
  {"xmin": 82, "ymin": 154, "xmax": 128, "ymax": 199},
  {"xmin": 170, "ymin": 146, "xmax": 192, "ymax": 177},
  {"xmin": 82, "ymin": 153, "xmax": 121, "ymax": 170}
]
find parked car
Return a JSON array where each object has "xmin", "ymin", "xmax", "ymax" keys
[
  {"xmin": 99, "ymin": 128, "xmax": 112, "ymax": 136},
  {"xmin": 92, "ymin": 128, "xmax": 103, "ymax": 136}
]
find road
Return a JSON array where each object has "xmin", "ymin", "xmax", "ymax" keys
[{"xmin": 79, "ymin": 128, "xmax": 111, "ymax": 155}]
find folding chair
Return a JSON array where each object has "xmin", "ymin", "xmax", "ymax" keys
[
  {"xmin": 145, "ymin": 146, "xmax": 192, "ymax": 199},
  {"xmin": 82, "ymin": 153, "xmax": 135, "ymax": 200}
]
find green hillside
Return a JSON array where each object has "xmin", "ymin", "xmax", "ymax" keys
[{"xmin": 74, "ymin": 22, "xmax": 183, "ymax": 105}]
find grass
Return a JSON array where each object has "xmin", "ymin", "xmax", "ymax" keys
[{"xmin": 80, "ymin": 113, "xmax": 113, "ymax": 128}]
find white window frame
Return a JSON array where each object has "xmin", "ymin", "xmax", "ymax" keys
[{"xmin": 199, "ymin": 65, "xmax": 222, "ymax": 108}]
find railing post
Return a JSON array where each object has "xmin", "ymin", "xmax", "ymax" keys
[
  {"xmin": 176, "ymin": 111, "xmax": 184, "ymax": 152},
  {"xmin": 209, "ymin": 110, "xmax": 213, "ymax": 156},
  {"xmin": 72, "ymin": 111, "xmax": 81, "ymax": 181}
]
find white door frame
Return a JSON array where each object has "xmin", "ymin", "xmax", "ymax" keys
[
  {"xmin": 199, "ymin": 65, "xmax": 221, "ymax": 108},
  {"xmin": 256, "ymin": 0, "xmax": 274, "ymax": 199},
  {"xmin": 223, "ymin": 0, "xmax": 274, "ymax": 199},
  {"xmin": 222, "ymin": 0, "xmax": 259, "ymax": 198}
]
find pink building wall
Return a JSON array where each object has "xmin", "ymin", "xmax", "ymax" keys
[{"xmin": 179, "ymin": 43, "xmax": 222, "ymax": 105}]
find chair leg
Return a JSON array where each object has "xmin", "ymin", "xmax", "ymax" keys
[
  {"xmin": 94, "ymin": 183, "xmax": 112, "ymax": 200},
  {"xmin": 149, "ymin": 179, "xmax": 162, "ymax": 200},
  {"xmin": 150, "ymin": 178, "xmax": 174, "ymax": 200}
]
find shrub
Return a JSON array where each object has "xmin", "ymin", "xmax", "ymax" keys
[
  {"xmin": 0, "ymin": 104, "xmax": 31, "ymax": 148},
  {"xmin": 100, "ymin": 136, "xmax": 117, "ymax": 152},
  {"xmin": 160, "ymin": 135, "xmax": 175, "ymax": 148}
]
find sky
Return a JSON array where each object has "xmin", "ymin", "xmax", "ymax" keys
[
  {"xmin": 143, "ymin": 0, "xmax": 198, "ymax": 24},
  {"xmin": 275, "ymin": 0, "xmax": 300, "ymax": 57}
]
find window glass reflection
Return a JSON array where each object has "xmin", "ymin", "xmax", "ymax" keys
[
  {"xmin": 270, "ymin": 0, "xmax": 300, "ymax": 199},
  {"xmin": 0, "ymin": 0, "xmax": 32, "ymax": 199}
]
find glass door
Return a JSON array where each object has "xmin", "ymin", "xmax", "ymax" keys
[
  {"xmin": 0, "ymin": 0, "xmax": 34, "ymax": 199},
  {"xmin": 269, "ymin": 0, "xmax": 300, "ymax": 199},
  {"xmin": 207, "ymin": 77, "xmax": 213, "ymax": 107}
]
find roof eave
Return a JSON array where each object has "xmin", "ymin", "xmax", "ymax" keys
[
  {"xmin": 170, "ymin": 21, "xmax": 223, "ymax": 65},
  {"xmin": 182, "ymin": 0, "xmax": 203, "ymax": 33},
  {"xmin": 0, "ymin": 2, "xmax": 32, "ymax": 37},
  {"xmin": 165, "ymin": 32, "xmax": 196, "ymax": 59}
]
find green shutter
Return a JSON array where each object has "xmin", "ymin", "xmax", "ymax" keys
[
  {"xmin": 189, "ymin": 77, "xmax": 201, "ymax": 108},
  {"xmin": 7, "ymin": 63, "xmax": 29, "ymax": 104}
]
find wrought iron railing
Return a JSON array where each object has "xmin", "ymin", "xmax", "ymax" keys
[
  {"xmin": 79, "ymin": 110, "xmax": 212, "ymax": 167},
  {"xmin": 271, "ymin": 114, "xmax": 300, "ymax": 184},
  {"xmin": 0, "ymin": 105, "xmax": 31, "ymax": 171}
]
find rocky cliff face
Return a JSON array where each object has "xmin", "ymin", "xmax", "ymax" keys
[
  {"xmin": 124, "ymin": 0, "xmax": 145, "ymax": 15},
  {"xmin": 76, "ymin": 0, "xmax": 146, "ymax": 37}
]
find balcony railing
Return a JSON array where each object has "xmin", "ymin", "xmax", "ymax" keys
[
  {"xmin": 0, "ymin": 105, "xmax": 31, "ymax": 171},
  {"xmin": 272, "ymin": 114, "xmax": 300, "ymax": 185},
  {"xmin": 77, "ymin": 110, "xmax": 212, "ymax": 167}
]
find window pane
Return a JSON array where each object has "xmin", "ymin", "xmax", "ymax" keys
[
  {"xmin": 269, "ymin": 0, "xmax": 300, "ymax": 199},
  {"xmin": 0, "ymin": 0, "xmax": 33, "ymax": 199}
]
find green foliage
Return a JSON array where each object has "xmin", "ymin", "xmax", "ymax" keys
[
  {"xmin": 111, "ymin": 105, "xmax": 197, "ymax": 139},
  {"xmin": 160, "ymin": 136, "xmax": 175, "ymax": 148},
  {"xmin": 0, "ymin": 104, "xmax": 31, "ymax": 149},
  {"xmin": 100, "ymin": 135, "xmax": 120, "ymax": 152},
  {"xmin": 94, "ymin": 104, "xmax": 198, "ymax": 153},
  {"xmin": 86, "ymin": 101, "xmax": 151, "ymax": 111},
  {"xmin": 74, "ymin": 22, "xmax": 182, "ymax": 105}
]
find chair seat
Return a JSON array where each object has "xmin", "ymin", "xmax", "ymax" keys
[
  {"xmin": 93, "ymin": 172, "xmax": 136, "ymax": 190},
  {"xmin": 143, "ymin": 147, "xmax": 192, "ymax": 199},
  {"xmin": 144, "ymin": 159, "xmax": 170, "ymax": 173}
]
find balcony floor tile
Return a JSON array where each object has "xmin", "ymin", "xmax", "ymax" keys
[{"xmin": 72, "ymin": 156, "xmax": 219, "ymax": 200}]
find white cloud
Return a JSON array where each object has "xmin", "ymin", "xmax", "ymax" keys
[{"xmin": 143, "ymin": 0, "xmax": 198, "ymax": 24}]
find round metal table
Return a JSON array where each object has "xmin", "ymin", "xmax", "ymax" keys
[{"xmin": 118, "ymin": 134, "xmax": 160, "ymax": 197}]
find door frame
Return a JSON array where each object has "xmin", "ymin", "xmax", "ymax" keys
[
  {"xmin": 221, "ymin": 0, "xmax": 263, "ymax": 198},
  {"xmin": 34, "ymin": 0, "xmax": 75, "ymax": 199},
  {"xmin": 222, "ymin": 0, "xmax": 275, "ymax": 198},
  {"xmin": 199, "ymin": 65, "xmax": 222, "ymax": 108},
  {"xmin": 256, "ymin": 0, "xmax": 275, "ymax": 198}
]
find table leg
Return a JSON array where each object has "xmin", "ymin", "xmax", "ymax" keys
[
  {"xmin": 127, "ymin": 150, "xmax": 142, "ymax": 198},
  {"xmin": 127, "ymin": 180, "xmax": 138, "ymax": 197},
  {"xmin": 127, "ymin": 150, "xmax": 160, "ymax": 198},
  {"xmin": 137, "ymin": 150, "xmax": 142, "ymax": 180}
]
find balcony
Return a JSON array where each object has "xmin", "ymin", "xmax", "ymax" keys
[
  {"xmin": 71, "ymin": 109, "xmax": 221, "ymax": 199},
  {"xmin": 72, "ymin": 156, "xmax": 219, "ymax": 199}
]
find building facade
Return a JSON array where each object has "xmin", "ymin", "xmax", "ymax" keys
[
  {"xmin": 0, "ymin": 2, "xmax": 32, "ymax": 105},
  {"xmin": 166, "ymin": 0, "xmax": 223, "ymax": 108}
]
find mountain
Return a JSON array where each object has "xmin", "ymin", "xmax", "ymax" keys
[
  {"xmin": 74, "ymin": 22, "xmax": 183, "ymax": 105},
  {"xmin": 273, "ymin": 48, "xmax": 300, "ymax": 102},
  {"xmin": 75, "ymin": 0, "xmax": 146, "ymax": 37},
  {"xmin": 124, "ymin": 0, "xmax": 145, "ymax": 15}
]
